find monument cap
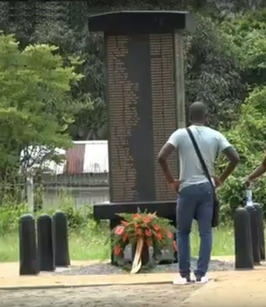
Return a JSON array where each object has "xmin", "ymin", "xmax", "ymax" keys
[{"xmin": 88, "ymin": 10, "xmax": 195, "ymax": 34}]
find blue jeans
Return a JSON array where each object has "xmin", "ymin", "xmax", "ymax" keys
[{"xmin": 176, "ymin": 182, "xmax": 213, "ymax": 278}]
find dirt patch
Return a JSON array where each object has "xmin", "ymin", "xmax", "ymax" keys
[{"xmin": 0, "ymin": 284, "xmax": 200, "ymax": 307}]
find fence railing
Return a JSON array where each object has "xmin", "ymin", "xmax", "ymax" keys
[{"xmin": 0, "ymin": 172, "xmax": 110, "ymax": 210}]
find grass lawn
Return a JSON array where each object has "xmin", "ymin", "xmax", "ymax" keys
[{"xmin": 0, "ymin": 222, "xmax": 234, "ymax": 262}]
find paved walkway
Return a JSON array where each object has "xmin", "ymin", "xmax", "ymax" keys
[
  {"xmin": 0, "ymin": 284, "xmax": 199, "ymax": 307},
  {"xmin": 0, "ymin": 260, "xmax": 230, "ymax": 289},
  {"xmin": 1, "ymin": 260, "xmax": 266, "ymax": 306},
  {"xmin": 181, "ymin": 269, "xmax": 266, "ymax": 307},
  {"xmin": 0, "ymin": 260, "xmax": 105, "ymax": 278}
]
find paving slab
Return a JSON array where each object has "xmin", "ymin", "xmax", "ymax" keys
[
  {"xmin": 0, "ymin": 270, "xmax": 258, "ymax": 290},
  {"xmin": 180, "ymin": 269, "xmax": 266, "ymax": 307},
  {"xmin": 0, "ymin": 284, "xmax": 200, "ymax": 307},
  {"xmin": 1, "ymin": 260, "xmax": 266, "ymax": 306},
  {"xmin": 1, "ymin": 269, "xmax": 266, "ymax": 306},
  {"xmin": 0, "ymin": 257, "xmax": 264, "ymax": 292},
  {"xmin": 0, "ymin": 260, "xmax": 107, "ymax": 278}
]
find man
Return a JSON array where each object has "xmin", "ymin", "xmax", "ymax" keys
[{"xmin": 158, "ymin": 101, "xmax": 239, "ymax": 284}]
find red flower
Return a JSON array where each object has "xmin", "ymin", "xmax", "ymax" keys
[
  {"xmin": 122, "ymin": 233, "xmax": 128, "ymax": 242},
  {"xmin": 167, "ymin": 231, "xmax": 173, "ymax": 239},
  {"xmin": 134, "ymin": 223, "xmax": 139, "ymax": 228},
  {"xmin": 121, "ymin": 221, "xmax": 129, "ymax": 226},
  {"xmin": 133, "ymin": 213, "xmax": 141, "ymax": 219},
  {"xmin": 153, "ymin": 224, "xmax": 160, "ymax": 231},
  {"xmin": 114, "ymin": 246, "xmax": 122, "ymax": 255},
  {"xmin": 145, "ymin": 229, "xmax": 152, "ymax": 237},
  {"xmin": 173, "ymin": 240, "xmax": 178, "ymax": 252},
  {"xmin": 115, "ymin": 226, "xmax": 124, "ymax": 235},
  {"xmin": 143, "ymin": 217, "xmax": 151, "ymax": 224},
  {"xmin": 156, "ymin": 232, "xmax": 163, "ymax": 240}
]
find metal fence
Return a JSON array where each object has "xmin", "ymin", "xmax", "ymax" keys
[
  {"xmin": 43, "ymin": 186, "xmax": 109, "ymax": 209},
  {"xmin": 41, "ymin": 172, "xmax": 109, "ymax": 208},
  {"xmin": 0, "ymin": 172, "xmax": 110, "ymax": 210}
]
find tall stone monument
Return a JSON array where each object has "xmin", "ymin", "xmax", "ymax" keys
[{"xmin": 89, "ymin": 11, "xmax": 194, "ymax": 203}]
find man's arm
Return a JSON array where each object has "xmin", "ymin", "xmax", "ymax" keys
[
  {"xmin": 158, "ymin": 130, "xmax": 181, "ymax": 185},
  {"xmin": 247, "ymin": 156, "xmax": 266, "ymax": 182},
  {"xmin": 218, "ymin": 133, "xmax": 240, "ymax": 183},
  {"xmin": 158, "ymin": 142, "xmax": 176, "ymax": 184}
]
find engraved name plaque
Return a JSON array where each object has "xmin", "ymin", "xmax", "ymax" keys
[{"xmin": 89, "ymin": 11, "xmax": 194, "ymax": 203}]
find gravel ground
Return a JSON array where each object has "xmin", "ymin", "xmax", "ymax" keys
[{"xmin": 55, "ymin": 257, "xmax": 234, "ymax": 275}]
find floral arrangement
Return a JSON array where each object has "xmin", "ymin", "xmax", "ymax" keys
[{"xmin": 111, "ymin": 211, "xmax": 177, "ymax": 271}]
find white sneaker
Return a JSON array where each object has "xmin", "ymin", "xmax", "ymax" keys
[
  {"xmin": 173, "ymin": 276, "xmax": 193, "ymax": 285},
  {"xmin": 195, "ymin": 275, "xmax": 209, "ymax": 284}
]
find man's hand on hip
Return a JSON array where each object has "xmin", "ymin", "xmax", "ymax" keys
[
  {"xmin": 169, "ymin": 179, "xmax": 181, "ymax": 193},
  {"xmin": 213, "ymin": 176, "xmax": 223, "ymax": 188}
]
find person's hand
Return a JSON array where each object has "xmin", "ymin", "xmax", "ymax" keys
[
  {"xmin": 169, "ymin": 179, "xmax": 181, "ymax": 193},
  {"xmin": 213, "ymin": 176, "xmax": 223, "ymax": 188},
  {"xmin": 244, "ymin": 177, "xmax": 251, "ymax": 187}
]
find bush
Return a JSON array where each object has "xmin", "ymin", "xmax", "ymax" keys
[
  {"xmin": 217, "ymin": 86, "xmax": 266, "ymax": 222},
  {"xmin": 0, "ymin": 196, "xmax": 98, "ymax": 236},
  {"xmin": 0, "ymin": 204, "xmax": 28, "ymax": 235}
]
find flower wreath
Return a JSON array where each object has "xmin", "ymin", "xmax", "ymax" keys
[{"xmin": 111, "ymin": 211, "xmax": 177, "ymax": 272}]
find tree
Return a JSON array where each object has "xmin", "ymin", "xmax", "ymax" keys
[
  {"xmin": 220, "ymin": 10, "xmax": 266, "ymax": 87},
  {"xmin": 215, "ymin": 11, "xmax": 266, "ymax": 219},
  {"xmin": 31, "ymin": 21, "xmax": 105, "ymax": 140},
  {"xmin": 216, "ymin": 86, "xmax": 266, "ymax": 219},
  {"xmin": 0, "ymin": 2, "xmax": 104, "ymax": 141},
  {"xmin": 0, "ymin": 32, "xmax": 83, "ymax": 182},
  {"xmin": 185, "ymin": 14, "xmax": 244, "ymax": 128},
  {"xmin": 0, "ymin": 1, "xmax": 246, "ymax": 139}
]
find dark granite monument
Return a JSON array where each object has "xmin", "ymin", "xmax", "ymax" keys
[{"xmin": 89, "ymin": 11, "xmax": 194, "ymax": 263}]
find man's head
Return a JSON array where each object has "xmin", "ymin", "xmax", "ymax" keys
[{"xmin": 189, "ymin": 101, "xmax": 208, "ymax": 123}]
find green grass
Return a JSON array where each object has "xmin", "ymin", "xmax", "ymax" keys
[
  {"xmin": 191, "ymin": 222, "xmax": 234, "ymax": 256},
  {"xmin": 0, "ymin": 222, "xmax": 234, "ymax": 262}
]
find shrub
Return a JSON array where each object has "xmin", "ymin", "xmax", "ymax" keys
[
  {"xmin": 0, "ymin": 196, "xmax": 97, "ymax": 235},
  {"xmin": 217, "ymin": 86, "xmax": 266, "ymax": 221}
]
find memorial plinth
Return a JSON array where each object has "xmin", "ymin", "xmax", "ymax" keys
[
  {"xmin": 89, "ymin": 11, "xmax": 194, "ymax": 205},
  {"xmin": 90, "ymin": 11, "xmax": 194, "ymax": 265}
]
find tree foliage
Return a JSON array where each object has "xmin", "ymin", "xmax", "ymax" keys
[
  {"xmin": 185, "ymin": 14, "xmax": 244, "ymax": 128},
  {"xmin": 215, "ymin": 10, "xmax": 266, "ymax": 219},
  {"xmin": 0, "ymin": 32, "xmax": 82, "ymax": 179},
  {"xmin": 0, "ymin": 2, "xmax": 105, "ymax": 141},
  {"xmin": 31, "ymin": 21, "xmax": 105, "ymax": 140},
  {"xmin": 220, "ymin": 10, "xmax": 266, "ymax": 86}
]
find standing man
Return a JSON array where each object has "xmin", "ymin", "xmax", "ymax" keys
[{"xmin": 158, "ymin": 102, "xmax": 239, "ymax": 284}]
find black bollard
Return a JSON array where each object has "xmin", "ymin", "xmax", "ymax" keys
[
  {"xmin": 234, "ymin": 207, "xmax": 253, "ymax": 270},
  {"xmin": 37, "ymin": 214, "xmax": 55, "ymax": 271},
  {"xmin": 253, "ymin": 203, "xmax": 265, "ymax": 261},
  {"xmin": 246, "ymin": 205, "xmax": 261, "ymax": 265},
  {"xmin": 53, "ymin": 211, "xmax": 70, "ymax": 267},
  {"xmin": 19, "ymin": 214, "xmax": 39, "ymax": 275}
]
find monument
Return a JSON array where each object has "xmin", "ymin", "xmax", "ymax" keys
[
  {"xmin": 89, "ymin": 11, "xmax": 194, "ymax": 204},
  {"xmin": 89, "ymin": 10, "xmax": 194, "ymax": 264}
]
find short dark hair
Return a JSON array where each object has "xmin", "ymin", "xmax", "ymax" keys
[{"xmin": 189, "ymin": 101, "xmax": 207, "ymax": 121}]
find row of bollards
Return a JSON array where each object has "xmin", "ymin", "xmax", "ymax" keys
[
  {"xmin": 19, "ymin": 211, "xmax": 70, "ymax": 275},
  {"xmin": 234, "ymin": 202, "xmax": 265, "ymax": 270}
]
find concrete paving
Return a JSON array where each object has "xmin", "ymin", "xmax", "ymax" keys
[
  {"xmin": 1, "ymin": 259, "xmax": 266, "ymax": 306},
  {"xmin": 180, "ymin": 269, "xmax": 266, "ymax": 307}
]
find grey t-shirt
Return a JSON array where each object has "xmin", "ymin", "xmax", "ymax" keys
[{"xmin": 168, "ymin": 125, "xmax": 231, "ymax": 191}]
